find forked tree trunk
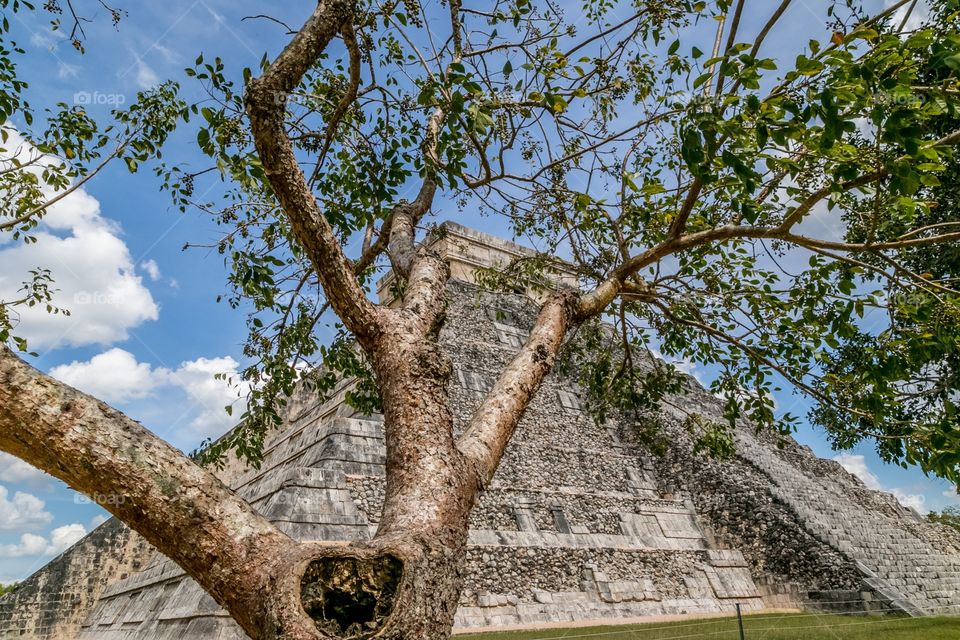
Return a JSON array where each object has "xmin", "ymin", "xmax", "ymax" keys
[
  {"xmin": 0, "ymin": 1, "xmax": 590, "ymax": 638},
  {"xmin": 258, "ymin": 307, "xmax": 482, "ymax": 640},
  {"xmin": 0, "ymin": 337, "xmax": 476, "ymax": 640},
  {"xmin": 0, "ymin": 288, "xmax": 580, "ymax": 640}
]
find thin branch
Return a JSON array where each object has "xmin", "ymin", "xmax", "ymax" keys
[
  {"xmin": 0, "ymin": 142, "xmax": 125, "ymax": 232},
  {"xmin": 241, "ymin": 14, "xmax": 297, "ymax": 35}
]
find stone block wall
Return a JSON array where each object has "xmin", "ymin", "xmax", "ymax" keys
[{"xmin": 0, "ymin": 519, "xmax": 153, "ymax": 639}]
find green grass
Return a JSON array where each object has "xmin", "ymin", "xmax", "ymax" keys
[{"xmin": 459, "ymin": 613, "xmax": 960, "ymax": 640}]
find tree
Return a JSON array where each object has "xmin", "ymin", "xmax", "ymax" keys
[
  {"xmin": 929, "ymin": 506, "xmax": 960, "ymax": 532},
  {"xmin": 812, "ymin": 1, "xmax": 960, "ymax": 477},
  {"xmin": 2, "ymin": 1, "xmax": 960, "ymax": 639}
]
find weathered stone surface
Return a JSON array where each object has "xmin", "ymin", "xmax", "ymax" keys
[
  {"xmin": 1, "ymin": 224, "xmax": 958, "ymax": 639},
  {"xmin": 0, "ymin": 519, "xmax": 153, "ymax": 639}
]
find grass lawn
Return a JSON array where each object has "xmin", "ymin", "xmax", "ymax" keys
[{"xmin": 459, "ymin": 613, "xmax": 960, "ymax": 640}]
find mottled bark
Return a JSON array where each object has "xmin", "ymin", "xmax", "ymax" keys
[
  {"xmin": 458, "ymin": 291, "xmax": 583, "ymax": 483},
  {"xmin": 0, "ymin": 345, "xmax": 298, "ymax": 638},
  {"xmin": 244, "ymin": 0, "xmax": 379, "ymax": 349},
  {"xmin": 2, "ymin": 2, "xmax": 597, "ymax": 640}
]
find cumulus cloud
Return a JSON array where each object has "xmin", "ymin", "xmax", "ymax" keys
[
  {"xmin": 0, "ymin": 533, "xmax": 48, "ymax": 558},
  {"xmin": 170, "ymin": 356, "xmax": 248, "ymax": 437},
  {"xmin": 49, "ymin": 349, "xmax": 248, "ymax": 439},
  {"xmin": 0, "ymin": 524, "xmax": 86, "ymax": 558},
  {"xmin": 0, "ymin": 453, "xmax": 52, "ymax": 488},
  {"xmin": 0, "ymin": 486, "xmax": 53, "ymax": 532},
  {"xmin": 48, "ymin": 523, "xmax": 87, "ymax": 554},
  {"xmin": 0, "ymin": 131, "xmax": 159, "ymax": 349},
  {"xmin": 834, "ymin": 453, "xmax": 927, "ymax": 513},
  {"xmin": 51, "ymin": 348, "xmax": 166, "ymax": 404}
]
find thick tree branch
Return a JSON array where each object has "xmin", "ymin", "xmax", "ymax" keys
[
  {"xmin": 578, "ymin": 217, "xmax": 960, "ymax": 321},
  {"xmin": 386, "ymin": 173, "xmax": 438, "ymax": 277},
  {"xmin": 457, "ymin": 291, "xmax": 581, "ymax": 483},
  {"xmin": 400, "ymin": 252, "xmax": 450, "ymax": 335},
  {"xmin": 0, "ymin": 346, "xmax": 296, "ymax": 639},
  {"xmin": 245, "ymin": 0, "xmax": 381, "ymax": 348}
]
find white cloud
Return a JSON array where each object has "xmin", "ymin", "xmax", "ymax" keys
[
  {"xmin": 0, "ymin": 486, "xmax": 53, "ymax": 532},
  {"xmin": 140, "ymin": 259, "xmax": 161, "ymax": 281},
  {"xmin": 891, "ymin": 490, "xmax": 926, "ymax": 513},
  {"xmin": 89, "ymin": 514, "xmax": 109, "ymax": 529},
  {"xmin": 164, "ymin": 355, "xmax": 248, "ymax": 438},
  {"xmin": 887, "ymin": 0, "xmax": 930, "ymax": 32},
  {"xmin": 0, "ymin": 524, "xmax": 86, "ymax": 558},
  {"xmin": 835, "ymin": 453, "xmax": 882, "ymax": 489},
  {"xmin": 48, "ymin": 349, "xmax": 247, "ymax": 438},
  {"xmin": 0, "ymin": 130, "xmax": 159, "ymax": 349},
  {"xmin": 0, "ymin": 453, "xmax": 52, "ymax": 488},
  {"xmin": 0, "ymin": 533, "xmax": 48, "ymax": 558},
  {"xmin": 134, "ymin": 58, "xmax": 159, "ymax": 89},
  {"xmin": 47, "ymin": 523, "xmax": 86, "ymax": 554},
  {"xmin": 51, "ymin": 348, "xmax": 166, "ymax": 403},
  {"xmin": 834, "ymin": 453, "xmax": 927, "ymax": 513}
]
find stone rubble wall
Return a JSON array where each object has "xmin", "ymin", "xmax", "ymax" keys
[
  {"xmin": 647, "ymin": 376, "xmax": 960, "ymax": 614},
  {"xmin": 649, "ymin": 416, "xmax": 864, "ymax": 593}
]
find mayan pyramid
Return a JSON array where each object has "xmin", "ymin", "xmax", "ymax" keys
[{"xmin": 1, "ymin": 223, "xmax": 958, "ymax": 639}]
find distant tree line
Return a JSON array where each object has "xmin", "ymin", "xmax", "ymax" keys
[{"xmin": 928, "ymin": 506, "xmax": 960, "ymax": 532}]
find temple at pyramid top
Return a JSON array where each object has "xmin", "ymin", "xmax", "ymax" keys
[{"xmin": 376, "ymin": 221, "xmax": 579, "ymax": 303}]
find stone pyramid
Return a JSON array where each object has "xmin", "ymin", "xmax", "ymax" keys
[{"xmin": 1, "ymin": 223, "xmax": 958, "ymax": 639}]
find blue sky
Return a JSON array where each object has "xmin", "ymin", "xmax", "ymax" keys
[{"xmin": 0, "ymin": 0, "xmax": 957, "ymax": 584}]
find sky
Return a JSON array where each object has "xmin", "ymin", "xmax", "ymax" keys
[{"xmin": 0, "ymin": 0, "xmax": 957, "ymax": 585}]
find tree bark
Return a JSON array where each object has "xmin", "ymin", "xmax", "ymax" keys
[
  {"xmin": 1, "ymin": 2, "xmax": 594, "ymax": 639},
  {"xmin": 0, "ymin": 343, "xmax": 473, "ymax": 640},
  {"xmin": 0, "ymin": 345, "xmax": 302, "ymax": 638}
]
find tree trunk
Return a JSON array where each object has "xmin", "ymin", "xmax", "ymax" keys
[
  {"xmin": 0, "ymin": 280, "xmax": 581, "ymax": 640},
  {"xmin": 359, "ymin": 299, "xmax": 481, "ymax": 639},
  {"xmin": 264, "ymin": 304, "xmax": 479, "ymax": 640},
  {"xmin": 0, "ymin": 337, "xmax": 477, "ymax": 640}
]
